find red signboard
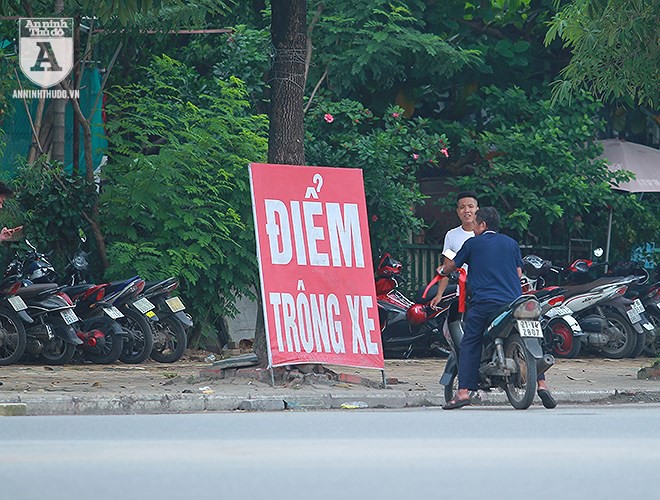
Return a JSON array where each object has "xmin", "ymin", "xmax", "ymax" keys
[{"xmin": 249, "ymin": 163, "xmax": 384, "ymax": 369}]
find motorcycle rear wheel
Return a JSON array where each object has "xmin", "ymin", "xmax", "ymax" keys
[
  {"xmin": 601, "ymin": 311, "xmax": 636, "ymax": 359},
  {"xmin": 83, "ymin": 317, "xmax": 124, "ymax": 364},
  {"xmin": 0, "ymin": 307, "xmax": 27, "ymax": 366},
  {"xmin": 548, "ymin": 319, "xmax": 581, "ymax": 359},
  {"xmin": 38, "ymin": 338, "xmax": 76, "ymax": 365},
  {"xmin": 504, "ymin": 333, "xmax": 537, "ymax": 410},
  {"xmin": 643, "ymin": 311, "xmax": 660, "ymax": 357},
  {"xmin": 118, "ymin": 308, "xmax": 154, "ymax": 364},
  {"xmin": 150, "ymin": 316, "xmax": 187, "ymax": 363}
]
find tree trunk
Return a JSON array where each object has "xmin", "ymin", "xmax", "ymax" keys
[
  {"xmin": 267, "ymin": 0, "xmax": 306, "ymax": 165},
  {"xmin": 254, "ymin": 0, "xmax": 307, "ymax": 366},
  {"xmin": 51, "ymin": 0, "xmax": 66, "ymax": 163}
]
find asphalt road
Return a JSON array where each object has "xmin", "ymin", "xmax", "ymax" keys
[{"xmin": 2, "ymin": 405, "xmax": 659, "ymax": 500}]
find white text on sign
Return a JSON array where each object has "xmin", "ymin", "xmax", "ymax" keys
[
  {"xmin": 268, "ymin": 292, "xmax": 379, "ymax": 355},
  {"xmin": 264, "ymin": 200, "xmax": 365, "ymax": 267}
]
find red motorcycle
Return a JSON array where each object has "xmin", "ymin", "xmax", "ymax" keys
[{"xmin": 375, "ymin": 254, "xmax": 453, "ymax": 358}]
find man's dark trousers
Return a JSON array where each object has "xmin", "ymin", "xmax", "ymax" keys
[{"xmin": 458, "ymin": 300, "xmax": 506, "ymax": 390}]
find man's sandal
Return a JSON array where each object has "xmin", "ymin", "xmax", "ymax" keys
[{"xmin": 442, "ymin": 396, "xmax": 472, "ymax": 410}]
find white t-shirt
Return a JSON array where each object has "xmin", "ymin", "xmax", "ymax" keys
[{"xmin": 443, "ymin": 226, "xmax": 474, "ymax": 269}]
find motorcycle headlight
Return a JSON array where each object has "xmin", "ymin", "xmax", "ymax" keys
[{"xmin": 73, "ymin": 254, "xmax": 89, "ymax": 270}]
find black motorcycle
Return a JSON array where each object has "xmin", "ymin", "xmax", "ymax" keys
[
  {"xmin": 440, "ymin": 291, "xmax": 554, "ymax": 410},
  {"xmin": 375, "ymin": 254, "xmax": 451, "ymax": 358}
]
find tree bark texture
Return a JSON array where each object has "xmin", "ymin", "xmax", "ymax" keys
[
  {"xmin": 267, "ymin": 0, "xmax": 306, "ymax": 165},
  {"xmin": 255, "ymin": 0, "xmax": 307, "ymax": 367}
]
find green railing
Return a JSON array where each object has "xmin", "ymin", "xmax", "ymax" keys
[{"xmin": 398, "ymin": 243, "xmax": 574, "ymax": 298}]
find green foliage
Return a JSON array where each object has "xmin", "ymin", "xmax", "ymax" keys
[
  {"xmin": 305, "ymin": 98, "xmax": 450, "ymax": 257},
  {"xmin": 1, "ymin": 158, "xmax": 96, "ymax": 269},
  {"xmin": 307, "ymin": 0, "xmax": 480, "ymax": 108},
  {"xmin": 104, "ymin": 55, "xmax": 268, "ymax": 340},
  {"xmin": 546, "ymin": 0, "xmax": 659, "ymax": 108},
  {"xmin": 442, "ymin": 86, "xmax": 658, "ymax": 255}
]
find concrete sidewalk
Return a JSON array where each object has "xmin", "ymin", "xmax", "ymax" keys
[{"xmin": 1, "ymin": 353, "xmax": 659, "ymax": 416}]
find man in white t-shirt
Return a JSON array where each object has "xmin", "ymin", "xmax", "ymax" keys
[{"xmin": 442, "ymin": 191, "xmax": 479, "ymax": 266}]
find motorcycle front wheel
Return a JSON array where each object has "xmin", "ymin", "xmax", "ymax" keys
[
  {"xmin": 504, "ymin": 333, "xmax": 537, "ymax": 410},
  {"xmin": 150, "ymin": 316, "xmax": 187, "ymax": 363},
  {"xmin": 0, "ymin": 307, "xmax": 26, "ymax": 366},
  {"xmin": 118, "ymin": 308, "xmax": 154, "ymax": 364},
  {"xmin": 443, "ymin": 371, "xmax": 459, "ymax": 404}
]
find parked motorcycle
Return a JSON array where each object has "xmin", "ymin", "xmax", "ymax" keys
[
  {"xmin": 375, "ymin": 254, "xmax": 452, "ymax": 358},
  {"xmin": 6, "ymin": 240, "xmax": 126, "ymax": 364},
  {"xmin": 522, "ymin": 252, "xmax": 653, "ymax": 358},
  {"xmin": 60, "ymin": 238, "xmax": 153, "ymax": 365},
  {"xmin": 0, "ymin": 278, "xmax": 29, "ymax": 365},
  {"xmin": 606, "ymin": 261, "xmax": 659, "ymax": 356},
  {"xmin": 440, "ymin": 273, "xmax": 554, "ymax": 409},
  {"xmin": 521, "ymin": 256, "xmax": 584, "ymax": 358},
  {"xmin": 142, "ymin": 277, "xmax": 192, "ymax": 363}
]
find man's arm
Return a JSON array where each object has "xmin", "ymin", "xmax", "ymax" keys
[{"xmin": 430, "ymin": 258, "xmax": 458, "ymax": 308}]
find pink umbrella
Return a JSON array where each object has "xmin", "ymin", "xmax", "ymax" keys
[
  {"xmin": 599, "ymin": 139, "xmax": 660, "ymax": 193},
  {"xmin": 598, "ymin": 139, "xmax": 660, "ymax": 265}
]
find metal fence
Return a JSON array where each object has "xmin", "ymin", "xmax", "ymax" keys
[{"xmin": 397, "ymin": 242, "xmax": 583, "ymax": 297}]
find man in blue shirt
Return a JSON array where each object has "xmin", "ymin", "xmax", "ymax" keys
[{"xmin": 430, "ymin": 207, "xmax": 556, "ymax": 409}]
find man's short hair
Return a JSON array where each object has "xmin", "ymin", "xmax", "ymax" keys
[
  {"xmin": 456, "ymin": 191, "xmax": 478, "ymax": 206},
  {"xmin": 475, "ymin": 207, "xmax": 500, "ymax": 231},
  {"xmin": 0, "ymin": 182, "xmax": 14, "ymax": 198}
]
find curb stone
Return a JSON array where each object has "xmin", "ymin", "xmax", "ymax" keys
[{"xmin": 0, "ymin": 403, "xmax": 27, "ymax": 416}]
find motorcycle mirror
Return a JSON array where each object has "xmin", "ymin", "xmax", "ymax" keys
[
  {"xmin": 25, "ymin": 239, "xmax": 36, "ymax": 251},
  {"xmin": 78, "ymin": 228, "xmax": 87, "ymax": 243},
  {"xmin": 593, "ymin": 248, "xmax": 604, "ymax": 258}
]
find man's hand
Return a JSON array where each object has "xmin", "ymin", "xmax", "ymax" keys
[{"xmin": 0, "ymin": 225, "xmax": 23, "ymax": 242}]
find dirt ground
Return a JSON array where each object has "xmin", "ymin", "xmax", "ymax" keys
[{"xmin": 0, "ymin": 349, "xmax": 657, "ymax": 399}]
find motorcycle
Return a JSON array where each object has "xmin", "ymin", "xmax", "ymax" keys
[
  {"xmin": 54, "ymin": 236, "xmax": 158, "ymax": 364},
  {"xmin": 0, "ymin": 278, "xmax": 30, "ymax": 365},
  {"xmin": 100, "ymin": 277, "xmax": 156, "ymax": 364},
  {"xmin": 606, "ymin": 261, "xmax": 659, "ymax": 356},
  {"xmin": 375, "ymin": 254, "xmax": 452, "ymax": 358},
  {"xmin": 521, "ymin": 256, "xmax": 584, "ymax": 358},
  {"xmin": 7, "ymin": 240, "xmax": 126, "ymax": 364},
  {"xmin": 522, "ymin": 252, "xmax": 653, "ymax": 358},
  {"xmin": 142, "ymin": 277, "xmax": 192, "ymax": 363},
  {"xmin": 440, "ymin": 268, "xmax": 554, "ymax": 409},
  {"xmin": 3, "ymin": 246, "xmax": 85, "ymax": 365}
]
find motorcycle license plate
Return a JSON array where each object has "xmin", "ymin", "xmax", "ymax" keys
[
  {"xmin": 7, "ymin": 296, "xmax": 27, "ymax": 311},
  {"xmin": 546, "ymin": 306, "xmax": 572, "ymax": 317},
  {"xmin": 60, "ymin": 308, "xmax": 79, "ymax": 325},
  {"xmin": 626, "ymin": 308, "xmax": 641, "ymax": 324},
  {"xmin": 104, "ymin": 306, "xmax": 124, "ymax": 319},
  {"xmin": 166, "ymin": 296, "xmax": 186, "ymax": 313},
  {"xmin": 517, "ymin": 320, "xmax": 543, "ymax": 338},
  {"xmin": 631, "ymin": 299, "xmax": 645, "ymax": 315},
  {"xmin": 133, "ymin": 297, "xmax": 155, "ymax": 314}
]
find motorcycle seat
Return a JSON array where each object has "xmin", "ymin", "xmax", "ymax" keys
[
  {"xmin": 143, "ymin": 277, "xmax": 178, "ymax": 295},
  {"xmin": 61, "ymin": 284, "xmax": 96, "ymax": 297},
  {"xmin": 562, "ymin": 277, "xmax": 630, "ymax": 297},
  {"xmin": 14, "ymin": 283, "xmax": 58, "ymax": 299}
]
